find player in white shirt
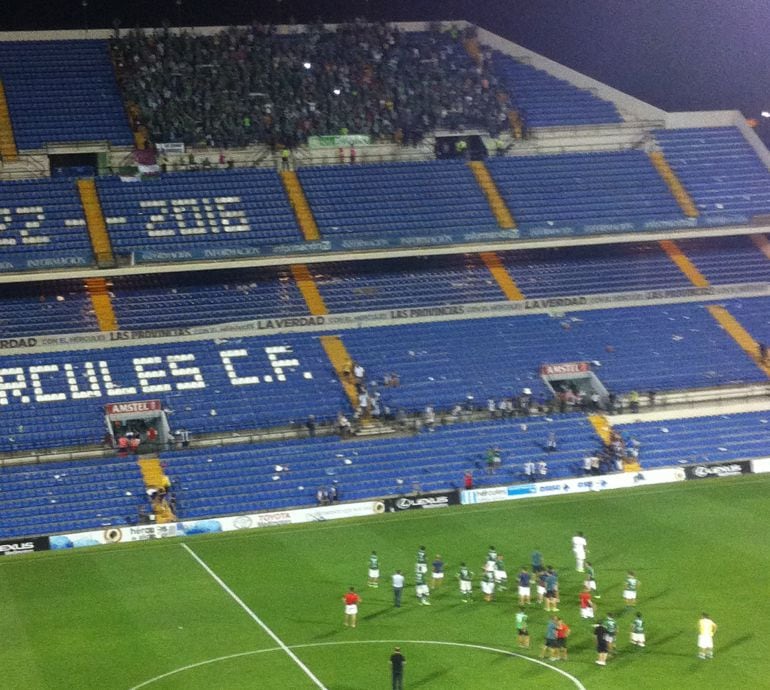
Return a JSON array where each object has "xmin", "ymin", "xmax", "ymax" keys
[{"xmin": 571, "ymin": 531, "xmax": 588, "ymax": 572}]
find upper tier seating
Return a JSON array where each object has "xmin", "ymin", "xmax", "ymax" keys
[
  {"xmin": 487, "ymin": 150, "xmax": 686, "ymax": 234},
  {"xmin": 111, "ymin": 267, "xmax": 309, "ymax": 330},
  {"xmin": 615, "ymin": 410, "xmax": 770, "ymax": 469},
  {"xmin": 163, "ymin": 415, "xmax": 597, "ymax": 517},
  {"xmin": 112, "ymin": 26, "xmax": 508, "ymax": 147},
  {"xmin": 0, "ymin": 280, "xmax": 96, "ymax": 338},
  {"xmin": 95, "ymin": 168, "xmax": 303, "ymax": 258},
  {"xmin": 499, "ymin": 242, "xmax": 692, "ymax": 297},
  {"xmin": 0, "ymin": 457, "xmax": 145, "ymax": 539},
  {"xmin": 0, "ymin": 334, "xmax": 346, "ymax": 454},
  {"xmin": 490, "ymin": 52, "xmax": 622, "ymax": 127},
  {"xmin": 654, "ymin": 127, "xmax": 770, "ymax": 223},
  {"xmin": 0, "ymin": 178, "xmax": 93, "ymax": 271},
  {"xmin": 677, "ymin": 235, "xmax": 770, "ymax": 284},
  {"xmin": 310, "ymin": 254, "xmax": 506, "ymax": 311},
  {"xmin": 298, "ymin": 160, "xmax": 502, "ymax": 239},
  {"xmin": 0, "ymin": 40, "xmax": 132, "ymax": 149}
]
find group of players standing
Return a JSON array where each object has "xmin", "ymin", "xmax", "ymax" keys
[{"xmin": 348, "ymin": 529, "xmax": 717, "ymax": 665}]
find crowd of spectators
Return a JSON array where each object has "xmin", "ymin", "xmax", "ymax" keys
[{"xmin": 111, "ymin": 21, "xmax": 511, "ymax": 149}]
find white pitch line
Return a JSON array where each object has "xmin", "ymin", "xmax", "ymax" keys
[
  {"xmin": 180, "ymin": 542, "xmax": 327, "ymax": 689},
  {"xmin": 129, "ymin": 638, "xmax": 586, "ymax": 690}
]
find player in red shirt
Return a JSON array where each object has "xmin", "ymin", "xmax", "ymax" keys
[
  {"xmin": 343, "ymin": 586, "xmax": 361, "ymax": 628},
  {"xmin": 579, "ymin": 588, "xmax": 594, "ymax": 619},
  {"xmin": 556, "ymin": 618, "xmax": 571, "ymax": 660}
]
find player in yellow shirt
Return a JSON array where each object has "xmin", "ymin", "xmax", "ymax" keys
[{"xmin": 698, "ymin": 613, "xmax": 717, "ymax": 659}]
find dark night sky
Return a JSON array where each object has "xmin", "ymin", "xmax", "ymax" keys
[{"xmin": 4, "ymin": 0, "xmax": 770, "ymax": 140}]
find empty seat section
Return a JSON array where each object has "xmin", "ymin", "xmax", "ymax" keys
[
  {"xmin": 162, "ymin": 415, "xmax": 598, "ymax": 517},
  {"xmin": 340, "ymin": 303, "xmax": 765, "ymax": 414},
  {"xmin": 96, "ymin": 168, "xmax": 303, "ymax": 257},
  {"xmin": 498, "ymin": 243, "xmax": 692, "ymax": 297},
  {"xmin": 0, "ymin": 40, "xmax": 132, "ymax": 149},
  {"xmin": 487, "ymin": 150, "xmax": 686, "ymax": 233},
  {"xmin": 676, "ymin": 235, "xmax": 770, "ymax": 284},
  {"xmin": 0, "ymin": 280, "xmax": 97, "ymax": 337},
  {"xmin": 615, "ymin": 411, "xmax": 769, "ymax": 469},
  {"xmin": 0, "ymin": 457, "xmax": 146, "ymax": 539},
  {"xmin": 719, "ymin": 297, "xmax": 770, "ymax": 345},
  {"xmin": 111, "ymin": 267, "xmax": 309, "ymax": 329},
  {"xmin": 311, "ymin": 254, "xmax": 507, "ymax": 311},
  {"xmin": 297, "ymin": 160, "xmax": 502, "ymax": 240},
  {"xmin": 654, "ymin": 127, "xmax": 770, "ymax": 223},
  {"xmin": 490, "ymin": 52, "xmax": 623, "ymax": 128}
]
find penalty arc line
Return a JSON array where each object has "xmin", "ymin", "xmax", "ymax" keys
[
  {"xmin": 179, "ymin": 542, "xmax": 327, "ymax": 690},
  {"xmin": 128, "ymin": 639, "xmax": 586, "ymax": 690}
]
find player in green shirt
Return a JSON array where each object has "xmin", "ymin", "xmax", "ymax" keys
[
  {"xmin": 584, "ymin": 561, "xmax": 600, "ymax": 598},
  {"xmin": 457, "ymin": 563, "xmax": 473, "ymax": 602},
  {"xmin": 416, "ymin": 546, "xmax": 428, "ymax": 576},
  {"xmin": 515, "ymin": 607, "xmax": 530, "ymax": 648},
  {"xmin": 623, "ymin": 571, "xmax": 639, "ymax": 606},
  {"xmin": 481, "ymin": 570, "xmax": 496, "ymax": 602},
  {"xmin": 367, "ymin": 551, "xmax": 380, "ymax": 588},
  {"xmin": 630, "ymin": 612, "xmax": 646, "ymax": 648},
  {"xmin": 415, "ymin": 569, "xmax": 431, "ymax": 605},
  {"xmin": 604, "ymin": 613, "xmax": 618, "ymax": 653},
  {"xmin": 494, "ymin": 555, "xmax": 508, "ymax": 590}
]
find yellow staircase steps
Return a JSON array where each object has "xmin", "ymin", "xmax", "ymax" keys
[
  {"xmin": 291, "ymin": 264, "xmax": 328, "ymax": 316},
  {"xmin": 77, "ymin": 178, "xmax": 115, "ymax": 266},
  {"xmin": 648, "ymin": 151, "xmax": 699, "ymax": 218},
  {"xmin": 659, "ymin": 239, "xmax": 710, "ymax": 288},
  {"xmin": 320, "ymin": 335, "xmax": 360, "ymax": 409},
  {"xmin": 588, "ymin": 414, "xmax": 640, "ymax": 472},
  {"xmin": 84, "ymin": 277, "xmax": 118, "ymax": 331},
  {"xmin": 469, "ymin": 161, "xmax": 517, "ymax": 230},
  {"xmin": 479, "ymin": 252, "xmax": 524, "ymax": 301},
  {"xmin": 138, "ymin": 458, "xmax": 176, "ymax": 523},
  {"xmin": 0, "ymin": 81, "xmax": 18, "ymax": 162},
  {"xmin": 707, "ymin": 305, "xmax": 770, "ymax": 378},
  {"xmin": 588, "ymin": 414, "xmax": 613, "ymax": 446},
  {"xmin": 280, "ymin": 171, "xmax": 320, "ymax": 241}
]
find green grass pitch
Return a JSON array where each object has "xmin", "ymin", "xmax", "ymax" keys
[{"xmin": 1, "ymin": 474, "xmax": 768, "ymax": 689}]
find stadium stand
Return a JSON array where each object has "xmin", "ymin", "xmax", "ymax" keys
[
  {"xmin": 0, "ymin": 457, "xmax": 145, "ymax": 539},
  {"xmin": 310, "ymin": 254, "xmax": 506, "ymax": 312},
  {"xmin": 0, "ymin": 40, "xmax": 132, "ymax": 149},
  {"xmin": 490, "ymin": 52, "xmax": 623, "ymax": 127},
  {"xmin": 486, "ymin": 150, "xmax": 687, "ymax": 233},
  {"xmin": 95, "ymin": 168, "xmax": 303, "ymax": 257},
  {"xmin": 0, "ymin": 280, "xmax": 97, "ymax": 337},
  {"xmin": 0, "ymin": 334, "xmax": 346, "ymax": 453},
  {"xmin": 0, "ymin": 177, "xmax": 94, "ymax": 271},
  {"xmin": 676, "ymin": 235, "xmax": 770, "ymax": 284},
  {"xmin": 297, "ymin": 160, "xmax": 504, "ymax": 240},
  {"xmin": 1, "ymin": 23, "xmax": 770, "ymax": 546},
  {"xmin": 110, "ymin": 267, "xmax": 309, "ymax": 330},
  {"xmin": 498, "ymin": 242, "xmax": 693, "ymax": 297},
  {"xmin": 654, "ymin": 127, "xmax": 770, "ymax": 224},
  {"xmin": 161, "ymin": 415, "xmax": 597, "ymax": 517},
  {"xmin": 340, "ymin": 302, "xmax": 769, "ymax": 411},
  {"xmin": 111, "ymin": 25, "xmax": 508, "ymax": 147},
  {"xmin": 614, "ymin": 410, "xmax": 770, "ymax": 469}
]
